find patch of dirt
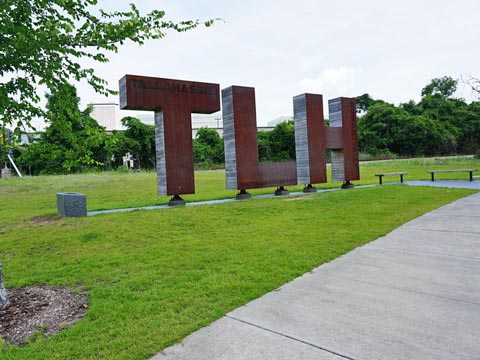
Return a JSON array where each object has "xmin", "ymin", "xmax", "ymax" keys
[
  {"xmin": 284, "ymin": 195, "xmax": 316, "ymax": 201},
  {"xmin": 0, "ymin": 286, "xmax": 88, "ymax": 346},
  {"xmin": 29, "ymin": 215, "xmax": 60, "ymax": 227}
]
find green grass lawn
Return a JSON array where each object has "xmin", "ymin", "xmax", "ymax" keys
[
  {"xmin": 1, "ymin": 157, "xmax": 479, "ymax": 221},
  {"xmin": 0, "ymin": 158, "xmax": 478, "ymax": 359}
]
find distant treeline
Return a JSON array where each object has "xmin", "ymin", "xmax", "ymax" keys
[
  {"xmin": 4, "ymin": 76, "xmax": 479, "ymax": 175},
  {"xmin": 357, "ymin": 76, "xmax": 479, "ymax": 158}
]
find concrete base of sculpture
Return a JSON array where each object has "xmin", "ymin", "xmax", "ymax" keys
[
  {"xmin": 1, "ymin": 167, "xmax": 11, "ymax": 179},
  {"xmin": 274, "ymin": 186, "xmax": 290, "ymax": 196},
  {"xmin": 168, "ymin": 195, "xmax": 186, "ymax": 207},
  {"xmin": 236, "ymin": 190, "xmax": 252, "ymax": 200},
  {"xmin": 303, "ymin": 184, "xmax": 317, "ymax": 193},
  {"xmin": 341, "ymin": 181, "xmax": 355, "ymax": 190},
  {"xmin": 57, "ymin": 192, "xmax": 87, "ymax": 218}
]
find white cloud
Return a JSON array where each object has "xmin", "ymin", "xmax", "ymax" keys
[
  {"xmin": 299, "ymin": 67, "xmax": 358, "ymax": 95},
  {"xmin": 46, "ymin": 0, "xmax": 480, "ymax": 125},
  {"xmin": 298, "ymin": 55, "xmax": 324, "ymax": 72}
]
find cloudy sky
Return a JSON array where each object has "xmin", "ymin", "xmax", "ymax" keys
[{"xmin": 76, "ymin": 0, "xmax": 480, "ymax": 125}]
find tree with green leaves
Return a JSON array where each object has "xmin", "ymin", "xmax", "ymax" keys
[
  {"xmin": 358, "ymin": 101, "xmax": 457, "ymax": 156},
  {"xmin": 357, "ymin": 76, "xmax": 480, "ymax": 157},
  {"xmin": 356, "ymin": 93, "xmax": 377, "ymax": 113},
  {"xmin": 421, "ymin": 76, "xmax": 457, "ymax": 97},
  {"xmin": 268, "ymin": 121, "xmax": 296, "ymax": 161},
  {"xmin": 18, "ymin": 83, "xmax": 108, "ymax": 174},
  {"xmin": 418, "ymin": 77, "xmax": 480, "ymax": 153},
  {"xmin": 257, "ymin": 130, "xmax": 272, "ymax": 161},
  {"xmin": 257, "ymin": 121, "xmax": 295, "ymax": 162},
  {"xmin": 193, "ymin": 127, "xmax": 224, "ymax": 166},
  {"xmin": 0, "ymin": 0, "xmax": 216, "ymax": 137}
]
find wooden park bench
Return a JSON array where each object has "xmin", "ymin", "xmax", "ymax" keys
[
  {"xmin": 375, "ymin": 172, "xmax": 408, "ymax": 185},
  {"xmin": 426, "ymin": 169, "xmax": 478, "ymax": 182}
]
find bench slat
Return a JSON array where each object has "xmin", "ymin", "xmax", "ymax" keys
[
  {"xmin": 427, "ymin": 169, "xmax": 477, "ymax": 173},
  {"xmin": 428, "ymin": 169, "xmax": 477, "ymax": 182},
  {"xmin": 375, "ymin": 172, "xmax": 408, "ymax": 176},
  {"xmin": 375, "ymin": 172, "xmax": 407, "ymax": 185}
]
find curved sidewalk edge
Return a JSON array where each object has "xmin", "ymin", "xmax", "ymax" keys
[{"xmin": 153, "ymin": 192, "xmax": 480, "ymax": 360}]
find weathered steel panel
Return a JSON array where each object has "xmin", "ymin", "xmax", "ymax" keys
[
  {"xmin": 325, "ymin": 127, "xmax": 343, "ymax": 150},
  {"xmin": 293, "ymin": 94, "xmax": 327, "ymax": 185},
  {"xmin": 341, "ymin": 98, "xmax": 360, "ymax": 181}
]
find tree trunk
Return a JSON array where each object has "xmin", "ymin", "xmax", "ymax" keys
[{"xmin": 0, "ymin": 263, "xmax": 8, "ymax": 309}]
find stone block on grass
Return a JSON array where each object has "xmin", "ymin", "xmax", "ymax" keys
[{"xmin": 57, "ymin": 192, "xmax": 87, "ymax": 218}]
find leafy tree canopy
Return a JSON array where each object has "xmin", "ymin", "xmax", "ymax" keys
[
  {"xmin": 193, "ymin": 127, "xmax": 224, "ymax": 165},
  {"xmin": 258, "ymin": 120, "xmax": 295, "ymax": 162},
  {"xmin": 421, "ymin": 76, "xmax": 457, "ymax": 98},
  {"xmin": 195, "ymin": 127, "xmax": 222, "ymax": 148},
  {"xmin": 356, "ymin": 93, "xmax": 376, "ymax": 113},
  {"xmin": 358, "ymin": 76, "xmax": 480, "ymax": 156},
  {"xmin": 358, "ymin": 102, "xmax": 457, "ymax": 156},
  {"xmin": 0, "ymin": 0, "xmax": 216, "ymax": 135},
  {"xmin": 18, "ymin": 83, "xmax": 108, "ymax": 174}
]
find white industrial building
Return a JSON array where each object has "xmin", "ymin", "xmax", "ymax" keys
[
  {"xmin": 267, "ymin": 115, "xmax": 292, "ymax": 127},
  {"xmin": 89, "ymin": 103, "xmax": 121, "ymax": 131}
]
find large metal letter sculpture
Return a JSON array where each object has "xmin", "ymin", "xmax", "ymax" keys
[
  {"xmin": 329, "ymin": 98, "xmax": 360, "ymax": 187},
  {"xmin": 119, "ymin": 75, "xmax": 220, "ymax": 205},
  {"xmin": 293, "ymin": 95, "xmax": 359, "ymax": 190},
  {"xmin": 223, "ymin": 86, "xmax": 297, "ymax": 198},
  {"xmin": 293, "ymin": 94, "xmax": 327, "ymax": 192}
]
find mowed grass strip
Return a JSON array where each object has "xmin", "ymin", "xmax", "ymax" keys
[
  {"xmin": 0, "ymin": 184, "xmax": 475, "ymax": 359},
  {"xmin": 0, "ymin": 157, "xmax": 478, "ymax": 223}
]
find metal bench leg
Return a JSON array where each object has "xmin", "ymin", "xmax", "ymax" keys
[
  {"xmin": 400, "ymin": 174, "xmax": 404, "ymax": 183},
  {"xmin": 470, "ymin": 172, "xmax": 473, "ymax": 181},
  {"xmin": 431, "ymin": 173, "xmax": 435, "ymax": 182},
  {"xmin": 379, "ymin": 176, "xmax": 383, "ymax": 185}
]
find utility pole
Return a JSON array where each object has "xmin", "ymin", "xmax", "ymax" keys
[
  {"xmin": 1, "ymin": 118, "xmax": 6, "ymax": 168},
  {"xmin": 1, "ymin": 118, "xmax": 12, "ymax": 179}
]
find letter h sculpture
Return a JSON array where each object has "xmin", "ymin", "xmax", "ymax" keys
[{"xmin": 293, "ymin": 94, "xmax": 359, "ymax": 190}]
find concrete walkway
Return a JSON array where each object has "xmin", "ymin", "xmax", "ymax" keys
[
  {"xmin": 153, "ymin": 191, "xmax": 480, "ymax": 360},
  {"xmin": 406, "ymin": 179, "xmax": 480, "ymax": 190}
]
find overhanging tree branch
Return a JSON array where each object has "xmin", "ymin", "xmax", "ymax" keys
[{"xmin": 0, "ymin": 0, "xmax": 218, "ymax": 134}]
